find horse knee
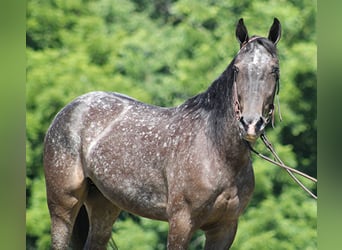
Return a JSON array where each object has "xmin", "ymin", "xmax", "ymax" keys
[
  {"xmin": 50, "ymin": 213, "xmax": 75, "ymax": 250},
  {"xmin": 47, "ymin": 193, "xmax": 86, "ymax": 249},
  {"xmin": 167, "ymin": 211, "xmax": 195, "ymax": 250}
]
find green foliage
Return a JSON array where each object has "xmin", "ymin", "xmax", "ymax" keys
[
  {"xmin": 26, "ymin": 177, "xmax": 51, "ymax": 249},
  {"xmin": 112, "ymin": 218, "xmax": 161, "ymax": 250},
  {"xmin": 26, "ymin": 0, "xmax": 316, "ymax": 249},
  {"xmin": 233, "ymin": 188, "xmax": 317, "ymax": 250}
]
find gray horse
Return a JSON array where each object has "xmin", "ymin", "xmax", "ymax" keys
[{"xmin": 44, "ymin": 18, "xmax": 281, "ymax": 249}]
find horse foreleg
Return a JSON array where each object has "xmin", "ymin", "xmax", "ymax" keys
[
  {"xmin": 167, "ymin": 208, "xmax": 195, "ymax": 250},
  {"xmin": 48, "ymin": 194, "xmax": 85, "ymax": 250},
  {"xmin": 203, "ymin": 219, "xmax": 238, "ymax": 250},
  {"xmin": 83, "ymin": 185, "xmax": 121, "ymax": 250},
  {"xmin": 46, "ymin": 167, "xmax": 87, "ymax": 250}
]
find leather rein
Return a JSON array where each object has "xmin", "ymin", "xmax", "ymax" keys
[{"xmin": 246, "ymin": 135, "xmax": 317, "ymax": 200}]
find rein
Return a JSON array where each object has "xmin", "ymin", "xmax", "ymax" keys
[{"xmin": 246, "ymin": 134, "xmax": 317, "ymax": 200}]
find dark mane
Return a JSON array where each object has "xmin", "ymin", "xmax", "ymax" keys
[
  {"xmin": 180, "ymin": 36, "xmax": 277, "ymax": 118},
  {"xmin": 180, "ymin": 60, "xmax": 236, "ymax": 117}
]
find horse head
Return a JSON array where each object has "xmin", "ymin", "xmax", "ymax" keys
[{"xmin": 233, "ymin": 18, "xmax": 281, "ymax": 142}]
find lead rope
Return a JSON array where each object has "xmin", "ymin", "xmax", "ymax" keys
[{"xmin": 246, "ymin": 134, "xmax": 317, "ymax": 200}]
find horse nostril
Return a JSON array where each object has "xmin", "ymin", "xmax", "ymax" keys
[
  {"xmin": 255, "ymin": 117, "xmax": 264, "ymax": 130},
  {"xmin": 239, "ymin": 116, "xmax": 264, "ymax": 131},
  {"xmin": 239, "ymin": 116, "xmax": 248, "ymax": 130}
]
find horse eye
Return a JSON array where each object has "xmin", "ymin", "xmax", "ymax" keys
[
  {"xmin": 271, "ymin": 67, "xmax": 279, "ymax": 80},
  {"xmin": 268, "ymin": 104, "xmax": 274, "ymax": 112},
  {"xmin": 233, "ymin": 66, "xmax": 239, "ymax": 74},
  {"xmin": 272, "ymin": 67, "xmax": 279, "ymax": 75}
]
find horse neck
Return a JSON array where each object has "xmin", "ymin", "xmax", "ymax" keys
[
  {"xmin": 205, "ymin": 67, "xmax": 250, "ymax": 164},
  {"xmin": 180, "ymin": 63, "xmax": 250, "ymax": 164},
  {"xmin": 206, "ymin": 68, "xmax": 234, "ymax": 119}
]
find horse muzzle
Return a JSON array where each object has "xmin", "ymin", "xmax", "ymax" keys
[{"xmin": 238, "ymin": 115, "xmax": 267, "ymax": 142}]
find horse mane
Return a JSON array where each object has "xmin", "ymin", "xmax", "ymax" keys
[
  {"xmin": 178, "ymin": 37, "xmax": 278, "ymax": 146},
  {"xmin": 180, "ymin": 60, "xmax": 236, "ymax": 117},
  {"xmin": 180, "ymin": 36, "xmax": 277, "ymax": 116}
]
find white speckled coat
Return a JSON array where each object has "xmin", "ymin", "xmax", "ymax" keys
[{"xmin": 44, "ymin": 18, "xmax": 281, "ymax": 250}]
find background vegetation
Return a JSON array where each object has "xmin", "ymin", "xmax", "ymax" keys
[{"xmin": 26, "ymin": 0, "xmax": 316, "ymax": 249}]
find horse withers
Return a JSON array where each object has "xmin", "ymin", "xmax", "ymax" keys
[{"xmin": 44, "ymin": 18, "xmax": 281, "ymax": 249}]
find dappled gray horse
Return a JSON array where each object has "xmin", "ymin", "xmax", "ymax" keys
[{"xmin": 44, "ymin": 18, "xmax": 281, "ymax": 249}]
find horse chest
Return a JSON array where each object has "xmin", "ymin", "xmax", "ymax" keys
[{"xmin": 204, "ymin": 164, "xmax": 255, "ymax": 224}]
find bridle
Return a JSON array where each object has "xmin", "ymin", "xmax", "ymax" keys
[
  {"xmin": 232, "ymin": 66, "xmax": 279, "ymax": 127},
  {"xmin": 232, "ymin": 37, "xmax": 281, "ymax": 127},
  {"xmin": 240, "ymin": 36, "xmax": 260, "ymax": 50},
  {"xmin": 232, "ymin": 67, "xmax": 242, "ymax": 122},
  {"xmin": 233, "ymin": 38, "xmax": 317, "ymax": 200}
]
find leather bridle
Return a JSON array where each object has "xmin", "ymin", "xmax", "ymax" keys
[
  {"xmin": 235, "ymin": 38, "xmax": 317, "ymax": 200},
  {"xmin": 232, "ymin": 36, "xmax": 281, "ymax": 127},
  {"xmin": 232, "ymin": 64, "xmax": 279, "ymax": 127}
]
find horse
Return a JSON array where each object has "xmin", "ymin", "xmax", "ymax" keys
[{"xmin": 44, "ymin": 18, "xmax": 281, "ymax": 249}]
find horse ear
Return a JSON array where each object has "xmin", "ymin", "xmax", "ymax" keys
[
  {"xmin": 268, "ymin": 18, "xmax": 281, "ymax": 45},
  {"xmin": 236, "ymin": 18, "xmax": 249, "ymax": 48}
]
